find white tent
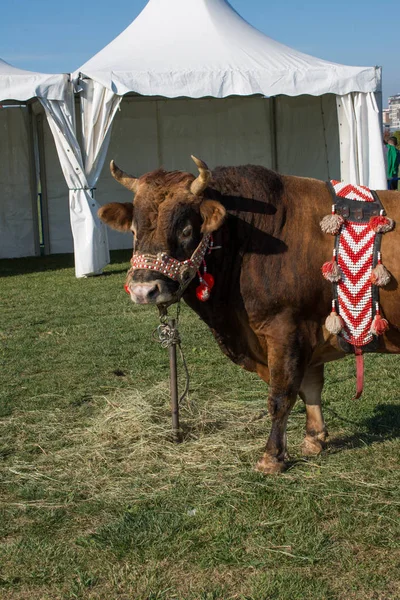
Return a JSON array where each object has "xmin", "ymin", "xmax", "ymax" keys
[
  {"xmin": 79, "ymin": 0, "xmax": 380, "ymax": 99},
  {"xmin": 15, "ymin": 0, "xmax": 382, "ymax": 276},
  {"xmin": 0, "ymin": 59, "xmax": 67, "ymax": 102},
  {"xmin": 70, "ymin": 0, "xmax": 386, "ymax": 277},
  {"xmin": 0, "ymin": 59, "xmax": 70, "ymax": 259}
]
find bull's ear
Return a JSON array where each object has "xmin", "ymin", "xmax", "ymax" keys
[
  {"xmin": 200, "ymin": 200, "xmax": 226, "ymax": 234},
  {"xmin": 98, "ymin": 202, "xmax": 133, "ymax": 232}
]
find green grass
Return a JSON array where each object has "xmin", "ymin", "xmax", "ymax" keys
[{"xmin": 0, "ymin": 252, "xmax": 399, "ymax": 600}]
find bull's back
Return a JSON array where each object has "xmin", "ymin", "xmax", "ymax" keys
[
  {"xmin": 374, "ymin": 191, "xmax": 400, "ymax": 343},
  {"xmin": 278, "ymin": 177, "xmax": 400, "ymax": 347},
  {"xmin": 286, "ymin": 180, "xmax": 400, "ymax": 348}
]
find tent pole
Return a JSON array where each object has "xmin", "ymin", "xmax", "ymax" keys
[
  {"xmin": 269, "ymin": 97, "xmax": 278, "ymax": 171},
  {"xmin": 27, "ymin": 104, "xmax": 40, "ymax": 257},
  {"xmin": 375, "ymin": 91, "xmax": 383, "ymax": 129},
  {"xmin": 320, "ymin": 96, "xmax": 331, "ymax": 180},
  {"xmin": 36, "ymin": 113, "xmax": 51, "ymax": 255},
  {"xmin": 155, "ymin": 100, "xmax": 163, "ymax": 168}
]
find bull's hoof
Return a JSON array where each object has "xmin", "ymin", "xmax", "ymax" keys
[
  {"xmin": 301, "ymin": 433, "xmax": 327, "ymax": 457},
  {"xmin": 255, "ymin": 455, "xmax": 286, "ymax": 475}
]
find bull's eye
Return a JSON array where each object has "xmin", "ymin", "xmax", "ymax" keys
[{"xmin": 182, "ymin": 225, "xmax": 192, "ymax": 238}]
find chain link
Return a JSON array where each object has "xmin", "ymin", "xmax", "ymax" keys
[{"xmin": 155, "ymin": 321, "xmax": 181, "ymax": 349}]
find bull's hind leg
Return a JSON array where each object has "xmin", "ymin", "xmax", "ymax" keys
[
  {"xmin": 299, "ymin": 364, "xmax": 328, "ymax": 456},
  {"xmin": 256, "ymin": 338, "xmax": 305, "ymax": 475}
]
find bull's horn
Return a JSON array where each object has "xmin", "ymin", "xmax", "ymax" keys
[
  {"xmin": 190, "ymin": 155, "xmax": 211, "ymax": 196},
  {"xmin": 110, "ymin": 160, "xmax": 139, "ymax": 193}
]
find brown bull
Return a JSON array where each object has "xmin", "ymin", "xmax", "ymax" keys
[{"xmin": 99, "ymin": 157, "xmax": 400, "ymax": 474}]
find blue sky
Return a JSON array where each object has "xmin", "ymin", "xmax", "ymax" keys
[{"xmin": 0, "ymin": 0, "xmax": 397, "ymax": 107}]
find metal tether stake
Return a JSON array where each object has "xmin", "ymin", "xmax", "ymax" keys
[
  {"xmin": 154, "ymin": 303, "xmax": 189, "ymax": 443},
  {"xmin": 168, "ymin": 317, "xmax": 180, "ymax": 442}
]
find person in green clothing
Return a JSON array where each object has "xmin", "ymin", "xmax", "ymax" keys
[{"xmin": 386, "ymin": 136, "xmax": 400, "ymax": 190}]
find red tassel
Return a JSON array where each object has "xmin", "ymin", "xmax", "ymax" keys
[
  {"xmin": 202, "ymin": 273, "xmax": 214, "ymax": 289},
  {"xmin": 320, "ymin": 205, "xmax": 344, "ymax": 235},
  {"xmin": 196, "ymin": 261, "xmax": 214, "ymax": 301},
  {"xmin": 369, "ymin": 215, "xmax": 394, "ymax": 233},
  {"xmin": 370, "ymin": 304, "xmax": 389, "ymax": 336},
  {"xmin": 196, "ymin": 283, "xmax": 211, "ymax": 302},
  {"xmin": 124, "ymin": 284, "xmax": 131, "ymax": 294},
  {"xmin": 322, "ymin": 249, "xmax": 341, "ymax": 282}
]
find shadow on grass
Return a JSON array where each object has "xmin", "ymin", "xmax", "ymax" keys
[
  {"xmin": 325, "ymin": 403, "xmax": 400, "ymax": 452},
  {"xmin": 171, "ymin": 403, "xmax": 400, "ymax": 456},
  {"xmin": 0, "ymin": 250, "xmax": 131, "ymax": 277},
  {"xmin": 101, "ymin": 268, "xmax": 129, "ymax": 277}
]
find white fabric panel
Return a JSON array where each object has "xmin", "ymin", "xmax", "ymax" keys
[
  {"xmin": 40, "ymin": 82, "xmax": 119, "ymax": 277},
  {"xmin": 275, "ymin": 94, "xmax": 340, "ymax": 180},
  {"xmin": 77, "ymin": 0, "xmax": 380, "ymax": 99},
  {"xmin": 0, "ymin": 58, "xmax": 68, "ymax": 102},
  {"xmin": 96, "ymin": 98, "xmax": 159, "ymax": 250},
  {"xmin": 0, "ymin": 107, "xmax": 36, "ymax": 258},
  {"xmin": 40, "ymin": 81, "xmax": 121, "ymax": 276},
  {"xmin": 40, "ymin": 91, "xmax": 103, "ymax": 275},
  {"xmin": 158, "ymin": 97, "xmax": 272, "ymax": 173},
  {"xmin": 40, "ymin": 115, "xmax": 73, "ymax": 254},
  {"xmin": 0, "ymin": 58, "xmax": 74, "ymax": 260},
  {"xmin": 337, "ymin": 93, "xmax": 386, "ymax": 189},
  {"xmin": 79, "ymin": 80, "xmax": 122, "ymax": 195}
]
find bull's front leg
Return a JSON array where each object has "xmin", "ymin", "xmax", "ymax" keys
[
  {"xmin": 256, "ymin": 337, "xmax": 306, "ymax": 475},
  {"xmin": 299, "ymin": 364, "xmax": 328, "ymax": 456}
]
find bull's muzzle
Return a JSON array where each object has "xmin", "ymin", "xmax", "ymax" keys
[
  {"xmin": 125, "ymin": 275, "xmax": 179, "ymax": 305},
  {"xmin": 126, "ymin": 235, "xmax": 212, "ymax": 306}
]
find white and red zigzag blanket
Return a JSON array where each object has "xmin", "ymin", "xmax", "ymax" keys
[
  {"xmin": 321, "ymin": 181, "xmax": 394, "ymax": 396},
  {"xmin": 331, "ymin": 181, "xmax": 377, "ymax": 347}
]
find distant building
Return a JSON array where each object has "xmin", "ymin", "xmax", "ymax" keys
[
  {"xmin": 388, "ymin": 94, "xmax": 400, "ymax": 131},
  {"xmin": 383, "ymin": 108, "xmax": 390, "ymax": 125},
  {"xmin": 383, "ymin": 108, "xmax": 390, "ymax": 134}
]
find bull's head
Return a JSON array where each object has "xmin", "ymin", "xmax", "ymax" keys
[{"xmin": 98, "ymin": 156, "xmax": 226, "ymax": 306}]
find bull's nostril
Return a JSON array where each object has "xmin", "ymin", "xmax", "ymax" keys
[
  {"xmin": 130, "ymin": 282, "xmax": 163, "ymax": 304},
  {"xmin": 147, "ymin": 284, "xmax": 159, "ymax": 300}
]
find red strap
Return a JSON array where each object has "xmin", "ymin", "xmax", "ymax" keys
[{"xmin": 353, "ymin": 346, "xmax": 364, "ymax": 399}]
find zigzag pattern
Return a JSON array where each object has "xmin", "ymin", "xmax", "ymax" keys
[
  {"xmin": 331, "ymin": 180, "xmax": 375, "ymax": 203},
  {"xmin": 337, "ymin": 222, "xmax": 375, "ymax": 346}
]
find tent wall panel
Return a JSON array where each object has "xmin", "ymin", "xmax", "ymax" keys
[
  {"xmin": 0, "ymin": 107, "xmax": 37, "ymax": 259},
  {"xmin": 276, "ymin": 94, "xmax": 340, "ymax": 181},
  {"xmin": 96, "ymin": 98, "xmax": 159, "ymax": 250},
  {"xmin": 96, "ymin": 96, "xmax": 273, "ymax": 251},
  {"xmin": 93, "ymin": 95, "xmax": 342, "ymax": 252},
  {"xmin": 157, "ymin": 96, "xmax": 273, "ymax": 172},
  {"xmin": 38, "ymin": 93, "xmax": 341, "ymax": 255}
]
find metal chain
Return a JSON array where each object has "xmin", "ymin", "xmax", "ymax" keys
[{"xmin": 156, "ymin": 321, "xmax": 181, "ymax": 349}]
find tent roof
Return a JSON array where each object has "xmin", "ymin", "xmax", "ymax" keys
[
  {"xmin": 77, "ymin": 0, "xmax": 381, "ymax": 98},
  {"xmin": 0, "ymin": 58, "xmax": 69, "ymax": 102}
]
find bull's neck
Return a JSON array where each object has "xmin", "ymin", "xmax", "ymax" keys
[{"xmin": 183, "ymin": 199, "xmax": 287, "ymax": 312}]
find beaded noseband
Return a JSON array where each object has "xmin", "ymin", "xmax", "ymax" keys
[{"xmin": 127, "ymin": 234, "xmax": 212, "ymax": 296}]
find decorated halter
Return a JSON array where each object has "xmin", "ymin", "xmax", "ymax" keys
[
  {"xmin": 110, "ymin": 154, "xmax": 219, "ymax": 303},
  {"xmin": 125, "ymin": 234, "xmax": 216, "ymax": 301}
]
